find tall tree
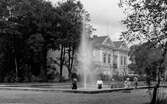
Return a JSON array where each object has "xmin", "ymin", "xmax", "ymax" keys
[
  {"xmin": 0, "ymin": 0, "xmax": 92, "ymax": 82},
  {"xmin": 120, "ymin": 0, "xmax": 167, "ymax": 103},
  {"xmin": 53, "ymin": 0, "xmax": 92, "ymax": 81},
  {"xmin": 128, "ymin": 43, "xmax": 162, "ymax": 79},
  {"xmin": 0, "ymin": 0, "xmax": 61, "ymax": 82}
]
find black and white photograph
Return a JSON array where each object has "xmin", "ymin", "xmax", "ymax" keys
[{"xmin": 0, "ymin": 0, "xmax": 166, "ymax": 104}]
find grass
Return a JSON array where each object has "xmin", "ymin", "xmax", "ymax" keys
[
  {"xmin": 0, "ymin": 89, "xmax": 151, "ymax": 104},
  {"xmin": 145, "ymin": 88, "xmax": 167, "ymax": 104},
  {"xmin": 156, "ymin": 89, "xmax": 167, "ymax": 104}
]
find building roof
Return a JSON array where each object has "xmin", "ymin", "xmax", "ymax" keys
[
  {"xmin": 91, "ymin": 36, "xmax": 125, "ymax": 49},
  {"xmin": 113, "ymin": 41, "xmax": 124, "ymax": 48},
  {"xmin": 91, "ymin": 36, "xmax": 108, "ymax": 46}
]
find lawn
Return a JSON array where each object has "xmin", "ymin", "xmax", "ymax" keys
[{"xmin": 0, "ymin": 89, "xmax": 151, "ymax": 104}]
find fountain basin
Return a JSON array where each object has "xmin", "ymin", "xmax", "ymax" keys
[{"xmin": 63, "ymin": 87, "xmax": 133, "ymax": 94}]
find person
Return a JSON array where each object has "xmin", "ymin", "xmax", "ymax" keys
[
  {"xmin": 96, "ymin": 79, "xmax": 103, "ymax": 89},
  {"xmin": 124, "ymin": 78, "xmax": 130, "ymax": 88},
  {"xmin": 71, "ymin": 73, "xmax": 78, "ymax": 89},
  {"xmin": 72, "ymin": 78, "xmax": 77, "ymax": 89},
  {"xmin": 134, "ymin": 77, "xmax": 138, "ymax": 88}
]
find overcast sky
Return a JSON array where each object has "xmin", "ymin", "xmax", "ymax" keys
[{"xmin": 50, "ymin": 0, "xmax": 126, "ymax": 40}]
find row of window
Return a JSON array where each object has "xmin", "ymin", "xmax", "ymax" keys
[
  {"xmin": 103, "ymin": 53, "xmax": 127, "ymax": 65},
  {"xmin": 120, "ymin": 56, "xmax": 127, "ymax": 65},
  {"xmin": 103, "ymin": 53, "xmax": 111, "ymax": 64}
]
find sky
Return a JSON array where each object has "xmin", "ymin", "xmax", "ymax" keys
[{"xmin": 49, "ymin": 0, "xmax": 126, "ymax": 40}]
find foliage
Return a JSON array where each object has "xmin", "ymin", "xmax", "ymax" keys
[
  {"xmin": 120, "ymin": 0, "xmax": 167, "ymax": 43},
  {"xmin": 120, "ymin": 0, "xmax": 167, "ymax": 104},
  {"xmin": 49, "ymin": 0, "xmax": 93, "ymax": 81},
  {"xmin": 112, "ymin": 74, "xmax": 124, "ymax": 81},
  {"xmin": 0, "ymin": 0, "xmax": 90, "ymax": 82},
  {"xmin": 128, "ymin": 43, "xmax": 163, "ymax": 76}
]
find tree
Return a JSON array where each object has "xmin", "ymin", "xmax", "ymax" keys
[
  {"xmin": 0, "ymin": 0, "xmax": 61, "ymax": 82},
  {"xmin": 52, "ymin": 0, "xmax": 92, "ymax": 81},
  {"xmin": 0, "ymin": 0, "xmax": 22, "ymax": 82},
  {"xmin": 120, "ymin": 0, "xmax": 167, "ymax": 103},
  {"xmin": 0, "ymin": 0, "xmax": 92, "ymax": 82},
  {"xmin": 12, "ymin": 0, "xmax": 57, "ymax": 82},
  {"xmin": 128, "ymin": 42, "xmax": 162, "ymax": 80},
  {"xmin": 14, "ymin": 0, "xmax": 63, "ymax": 81}
]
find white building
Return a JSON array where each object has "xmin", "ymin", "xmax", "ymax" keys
[
  {"xmin": 91, "ymin": 36, "xmax": 130, "ymax": 78},
  {"xmin": 47, "ymin": 35, "xmax": 130, "ymax": 80}
]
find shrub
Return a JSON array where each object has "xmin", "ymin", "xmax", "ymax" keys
[{"xmin": 112, "ymin": 74, "xmax": 124, "ymax": 81}]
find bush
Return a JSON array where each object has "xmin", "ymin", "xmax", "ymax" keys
[
  {"xmin": 112, "ymin": 74, "xmax": 124, "ymax": 81},
  {"xmin": 31, "ymin": 75, "xmax": 43, "ymax": 82},
  {"xmin": 4, "ymin": 72, "xmax": 16, "ymax": 83}
]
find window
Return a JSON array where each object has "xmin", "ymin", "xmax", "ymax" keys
[
  {"xmin": 113, "ymin": 55, "xmax": 117, "ymax": 68},
  {"xmin": 93, "ymin": 50, "xmax": 96, "ymax": 56},
  {"xmin": 121, "ymin": 56, "xmax": 124, "ymax": 65},
  {"xmin": 124, "ymin": 56, "xmax": 127, "ymax": 65},
  {"xmin": 108, "ymin": 54, "xmax": 111, "ymax": 63},
  {"xmin": 103, "ymin": 53, "xmax": 106, "ymax": 63},
  {"xmin": 113, "ymin": 55, "xmax": 117, "ymax": 64}
]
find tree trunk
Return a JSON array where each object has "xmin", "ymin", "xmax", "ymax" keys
[
  {"xmin": 151, "ymin": 68, "xmax": 160, "ymax": 104},
  {"xmin": 59, "ymin": 44, "xmax": 65, "ymax": 82},
  {"xmin": 14, "ymin": 56, "xmax": 18, "ymax": 82},
  {"xmin": 70, "ymin": 45, "xmax": 75, "ymax": 75},
  {"xmin": 67, "ymin": 44, "xmax": 75, "ymax": 79},
  {"xmin": 67, "ymin": 44, "xmax": 71, "ymax": 79},
  {"xmin": 41, "ymin": 47, "xmax": 48, "ymax": 82},
  {"xmin": 151, "ymin": 84, "xmax": 158, "ymax": 104},
  {"xmin": 150, "ymin": 42, "xmax": 167, "ymax": 104},
  {"xmin": 25, "ymin": 64, "xmax": 31, "ymax": 82},
  {"xmin": 13, "ymin": 33, "xmax": 19, "ymax": 82},
  {"xmin": 28, "ymin": 64, "xmax": 32, "ymax": 82}
]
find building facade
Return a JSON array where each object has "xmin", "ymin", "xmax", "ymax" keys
[
  {"xmin": 91, "ymin": 36, "xmax": 130, "ymax": 78},
  {"xmin": 47, "ymin": 35, "xmax": 130, "ymax": 80}
]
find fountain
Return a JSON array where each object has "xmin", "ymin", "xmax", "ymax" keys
[{"xmin": 77, "ymin": 15, "xmax": 96, "ymax": 89}]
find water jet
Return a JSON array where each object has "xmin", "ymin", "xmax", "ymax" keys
[{"xmin": 77, "ymin": 14, "xmax": 96, "ymax": 89}]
